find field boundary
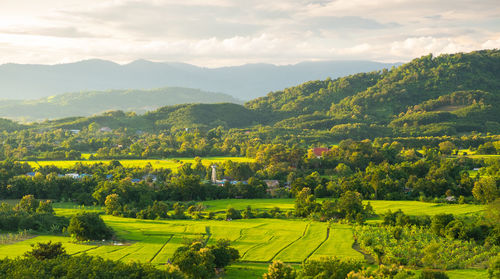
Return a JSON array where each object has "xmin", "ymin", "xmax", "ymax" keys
[
  {"xmin": 270, "ymin": 223, "xmax": 310, "ymax": 261},
  {"xmin": 303, "ymin": 226, "xmax": 330, "ymax": 262},
  {"xmin": 149, "ymin": 235, "xmax": 174, "ymax": 263}
]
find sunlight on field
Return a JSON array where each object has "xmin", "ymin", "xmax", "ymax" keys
[
  {"xmin": 24, "ymin": 157, "xmax": 255, "ymax": 171},
  {"xmin": 201, "ymin": 199, "xmax": 485, "ymax": 217}
]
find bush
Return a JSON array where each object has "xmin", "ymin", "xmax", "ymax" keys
[
  {"xmin": 300, "ymin": 257, "xmax": 362, "ymax": 279},
  {"xmin": 419, "ymin": 269, "xmax": 449, "ymax": 279},
  {"xmin": 0, "ymin": 254, "xmax": 184, "ymax": 278},
  {"xmin": 24, "ymin": 241, "xmax": 67, "ymax": 260},
  {"xmin": 225, "ymin": 207, "xmax": 242, "ymax": 220},
  {"xmin": 263, "ymin": 261, "xmax": 296, "ymax": 279},
  {"xmin": 67, "ymin": 212, "xmax": 113, "ymax": 241}
]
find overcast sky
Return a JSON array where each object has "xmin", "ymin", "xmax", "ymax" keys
[{"xmin": 0, "ymin": 0, "xmax": 499, "ymax": 67}]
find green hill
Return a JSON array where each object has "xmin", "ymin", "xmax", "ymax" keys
[
  {"xmin": 245, "ymin": 49, "xmax": 500, "ymax": 137},
  {"xmin": 3, "ymin": 49, "xmax": 500, "ymax": 139},
  {"xmin": 0, "ymin": 87, "xmax": 241, "ymax": 122}
]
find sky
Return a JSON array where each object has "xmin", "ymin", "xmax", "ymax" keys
[{"xmin": 0, "ymin": 0, "xmax": 499, "ymax": 67}]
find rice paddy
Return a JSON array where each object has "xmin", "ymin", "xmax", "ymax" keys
[{"xmin": 0, "ymin": 199, "xmax": 488, "ymax": 278}]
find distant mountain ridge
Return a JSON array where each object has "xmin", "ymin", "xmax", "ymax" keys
[
  {"xmin": 0, "ymin": 87, "xmax": 240, "ymax": 121},
  {"xmin": 0, "ymin": 59, "xmax": 398, "ymax": 100},
  {"xmin": 2, "ymin": 50, "xmax": 498, "ymax": 139}
]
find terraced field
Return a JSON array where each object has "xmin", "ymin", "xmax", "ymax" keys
[{"xmin": 0, "ymin": 216, "xmax": 362, "ymax": 265}]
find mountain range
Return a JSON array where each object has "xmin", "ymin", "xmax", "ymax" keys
[
  {"xmin": 0, "ymin": 87, "xmax": 240, "ymax": 122},
  {"xmin": 0, "ymin": 60, "xmax": 398, "ymax": 100},
  {"xmin": 2, "ymin": 49, "xmax": 499, "ymax": 139}
]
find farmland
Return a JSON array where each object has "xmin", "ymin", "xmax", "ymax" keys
[
  {"xmin": 24, "ymin": 156, "xmax": 254, "ymax": 170},
  {"xmin": 201, "ymin": 199, "xmax": 486, "ymax": 217},
  {"xmin": 0, "ymin": 199, "xmax": 489, "ymax": 278},
  {"xmin": 0, "ymin": 216, "xmax": 362, "ymax": 264}
]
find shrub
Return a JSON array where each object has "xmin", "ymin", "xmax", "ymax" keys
[
  {"xmin": 419, "ymin": 269, "xmax": 449, "ymax": 279},
  {"xmin": 263, "ymin": 261, "xmax": 296, "ymax": 279},
  {"xmin": 67, "ymin": 212, "xmax": 113, "ymax": 241},
  {"xmin": 24, "ymin": 241, "xmax": 66, "ymax": 260}
]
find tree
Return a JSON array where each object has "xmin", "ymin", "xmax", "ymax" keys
[
  {"xmin": 294, "ymin": 187, "xmax": 319, "ymax": 217},
  {"xmin": 299, "ymin": 257, "xmax": 362, "ymax": 279},
  {"xmin": 67, "ymin": 212, "xmax": 113, "ymax": 241},
  {"xmin": 36, "ymin": 200, "xmax": 54, "ymax": 214},
  {"xmin": 208, "ymin": 239, "xmax": 240, "ymax": 269},
  {"xmin": 337, "ymin": 191, "xmax": 364, "ymax": 220},
  {"xmin": 263, "ymin": 261, "xmax": 296, "ymax": 279},
  {"xmin": 24, "ymin": 241, "xmax": 66, "ymax": 260},
  {"xmin": 473, "ymin": 177, "xmax": 498, "ymax": 204},
  {"xmin": 172, "ymin": 241, "xmax": 215, "ymax": 279},
  {"xmin": 104, "ymin": 194, "xmax": 121, "ymax": 215},
  {"xmin": 438, "ymin": 141, "xmax": 455, "ymax": 155},
  {"xmin": 226, "ymin": 207, "xmax": 242, "ymax": 220},
  {"xmin": 16, "ymin": 195, "xmax": 38, "ymax": 213}
]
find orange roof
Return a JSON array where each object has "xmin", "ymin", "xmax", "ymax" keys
[{"xmin": 312, "ymin": 147, "xmax": 329, "ymax": 157}]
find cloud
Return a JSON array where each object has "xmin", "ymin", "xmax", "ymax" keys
[{"xmin": 0, "ymin": 0, "xmax": 498, "ymax": 66}]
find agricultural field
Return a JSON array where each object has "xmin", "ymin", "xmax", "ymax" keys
[
  {"xmin": 202, "ymin": 199, "xmax": 486, "ymax": 217},
  {"xmin": 23, "ymin": 156, "xmax": 254, "ymax": 170},
  {"xmin": 0, "ymin": 199, "xmax": 488, "ymax": 278},
  {"xmin": 0, "ymin": 217, "xmax": 362, "ymax": 265}
]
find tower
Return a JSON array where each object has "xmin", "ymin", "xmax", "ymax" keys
[{"xmin": 211, "ymin": 164, "xmax": 217, "ymax": 184}]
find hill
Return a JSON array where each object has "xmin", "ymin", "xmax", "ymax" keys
[
  {"xmin": 34, "ymin": 103, "xmax": 261, "ymax": 132},
  {"xmin": 0, "ymin": 60, "xmax": 397, "ymax": 100},
  {"xmin": 245, "ymin": 49, "xmax": 500, "ymax": 137},
  {"xmin": 3, "ymin": 49, "xmax": 499, "ymax": 139},
  {"xmin": 0, "ymin": 87, "xmax": 240, "ymax": 121}
]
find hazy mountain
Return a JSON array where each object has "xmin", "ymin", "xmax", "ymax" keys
[
  {"xmin": 0, "ymin": 60, "xmax": 398, "ymax": 100},
  {"xmin": 0, "ymin": 87, "xmax": 240, "ymax": 121}
]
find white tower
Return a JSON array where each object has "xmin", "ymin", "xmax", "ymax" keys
[{"xmin": 211, "ymin": 165, "xmax": 217, "ymax": 183}]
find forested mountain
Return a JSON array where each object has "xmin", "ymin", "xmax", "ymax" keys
[
  {"xmin": 0, "ymin": 60, "xmax": 397, "ymax": 100},
  {"xmin": 246, "ymin": 49, "xmax": 500, "ymax": 137},
  {"xmin": 2, "ymin": 49, "xmax": 499, "ymax": 139},
  {"xmin": 0, "ymin": 87, "xmax": 240, "ymax": 121}
]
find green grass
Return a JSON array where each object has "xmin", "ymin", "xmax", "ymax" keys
[
  {"xmin": 201, "ymin": 199, "xmax": 485, "ymax": 217},
  {"xmin": 274, "ymin": 222, "xmax": 328, "ymax": 262},
  {"xmin": 224, "ymin": 262, "xmax": 273, "ymax": 279},
  {"xmin": 24, "ymin": 157, "xmax": 254, "ymax": 171},
  {"xmin": 0, "ymin": 235, "xmax": 97, "ymax": 258},
  {"xmin": 0, "ymin": 199, "xmax": 489, "ymax": 278},
  {"xmin": 310, "ymin": 224, "xmax": 364, "ymax": 260}
]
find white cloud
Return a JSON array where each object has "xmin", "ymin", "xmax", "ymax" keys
[{"xmin": 0, "ymin": 0, "xmax": 498, "ymax": 66}]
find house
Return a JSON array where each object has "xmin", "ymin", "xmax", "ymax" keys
[
  {"xmin": 311, "ymin": 147, "xmax": 329, "ymax": 158},
  {"xmin": 99, "ymin": 127, "xmax": 112, "ymax": 133},
  {"xmin": 65, "ymin": 173, "xmax": 80, "ymax": 179},
  {"xmin": 69, "ymin": 129, "xmax": 80, "ymax": 134},
  {"xmin": 65, "ymin": 173, "xmax": 89, "ymax": 179},
  {"xmin": 131, "ymin": 178, "xmax": 141, "ymax": 183},
  {"xmin": 142, "ymin": 174, "xmax": 157, "ymax": 182},
  {"xmin": 25, "ymin": 172, "xmax": 37, "ymax": 177},
  {"xmin": 445, "ymin": 196, "xmax": 456, "ymax": 202},
  {"xmin": 264, "ymin": 180, "xmax": 279, "ymax": 188}
]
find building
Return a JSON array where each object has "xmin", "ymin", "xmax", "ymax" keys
[{"xmin": 312, "ymin": 147, "xmax": 330, "ymax": 158}]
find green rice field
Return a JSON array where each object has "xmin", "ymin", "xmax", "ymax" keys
[
  {"xmin": 202, "ymin": 199, "xmax": 485, "ymax": 217},
  {"xmin": 0, "ymin": 199, "xmax": 488, "ymax": 278}
]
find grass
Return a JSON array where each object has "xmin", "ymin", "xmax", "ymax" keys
[
  {"xmin": 24, "ymin": 157, "xmax": 254, "ymax": 171},
  {"xmin": 201, "ymin": 199, "xmax": 485, "ymax": 217},
  {"xmin": 0, "ymin": 199, "xmax": 489, "ymax": 278},
  {"xmin": 310, "ymin": 224, "xmax": 363, "ymax": 260},
  {"xmin": 274, "ymin": 222, "xmax": 328, "ymax": 262}
]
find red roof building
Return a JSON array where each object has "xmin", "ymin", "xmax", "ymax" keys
[{"xmin": 312, "ymin": 147, "xmax": 329, "ymax": 158}]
